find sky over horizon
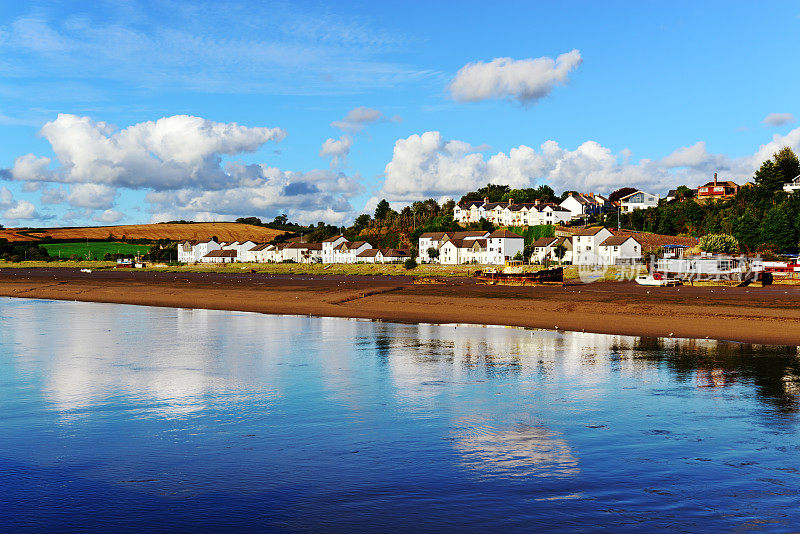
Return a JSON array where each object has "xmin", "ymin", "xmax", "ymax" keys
[{"xmin": 1, "ymin": 0, "xmax": 799, "ymax": 227}]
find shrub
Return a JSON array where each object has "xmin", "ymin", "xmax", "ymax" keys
[
  {"xmin": 698, "ymin": 233, "xmax": 739, "ymax": 254},
  {"xmin": 404, "ymin": 258, "xmax": 417, "ymax": 270}
]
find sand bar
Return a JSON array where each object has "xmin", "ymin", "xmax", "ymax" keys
[{"xmin": 2, "ymin": 267, "xmax": 800, "ymax": 346}]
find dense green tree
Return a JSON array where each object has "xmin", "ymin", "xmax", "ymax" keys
[
  {"xmin": 733, "ymin": 211, "xmax": 761, "ymax": 253},
  {"xmin": 374, "ymin": 199, "xmax": 391, "ymax": 220},
  {"xmin": 609, "ymin": 187, "xmax": 637, "ymax": 202},
  {"xmin": 459, "ymin": 183, "xmax": 510, "ymax": 204},
  {"xmin": 761, "ymin": 205, "xmax": 796, "ymax": 253},
  {"xmin": 353, "ymin": 214, "xmax": 371, "ymax": 230}
]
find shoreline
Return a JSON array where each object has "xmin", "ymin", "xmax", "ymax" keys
[{"xmin": 2, "ymin": 268, "xmax": 800, "ymax": 346}]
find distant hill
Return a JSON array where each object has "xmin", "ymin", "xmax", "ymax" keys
[{"xmin": 0, "ymin": 222, "xmax": 286, "ymax": 243}]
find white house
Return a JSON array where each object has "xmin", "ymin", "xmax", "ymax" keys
[
  {"xmin": 244, "ymin": 243, "xmax": 271, "ymax": 262},
  {"xmin": 598, "ymin": 235, "xmax": 642, "ymax": 265},
  {"xmin": 455, "ymin": 198, "xmax": 574, "ymax": 227},
  {"xmin": 531, "ymin": 236, "xmax": 573, "ymax": 264},
  {"xmin": 201, "ymin": 249, "xmax": 237, "ymax": 263},
  {"xmin": 486, "ymin": 229, "xmax": 525, "ymax": 264},
  {"xmin": 459, "ymin": 239, "xmax": 489, "ymax": 264},
  {"xmin": 783, "ymin": 174, "xmax": 800, "ymax": 194},
  {"xmin": 417, "ymin": 231, "xmax": 489, "ymax": 264},
  {"xmin": 282, "ymin": 242, "xmax": 323, "ymax": 263},
  {"xmin": 332, "ymin": 241, "xmax": 372, "ymax": 263},
  {"xmin": 438, "ymin": 239, "xmax": 464, "ymax": 265},
  {"xmin": 527, "ymin": 203, "xmax": 572, "ymax": 226},
  {"xmin": 559, "ymin": 193, "xmax": 606, "ymax": 219},
  {"xmin": 418, "ymin": 232, "xmax": 449, "ymax": 263},
  {"xmin": 571, "ymin": 227, "xmax": 615, "ymax": 265},
  {"xmin": 234, "ymin": 241, "xmax": 257, "ymax": 258},
  {"xmin": 178, "ymin": 239, "xmax": 220, "ymax": 263},
  {"xmin": 619, "ymin": 190, "xmax": 659, "ymax": 212},
  {"xmin": 356, "ymin": 249, "xmax": 382, "ymax": 263},
  {"xmin": 381, "ymin": 249, "xmax": 411, "ymax": 263},
  {"xmin": 322, "ymin": 235, "xmax": 349, "ymax": 263}
]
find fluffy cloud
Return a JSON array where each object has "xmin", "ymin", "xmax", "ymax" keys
[
  {"xmin": 93, "ymin": 209, "xmax": 124, "ymax": 224},
  {"xmin": 9, "ymin": 114, "xmax": 286, "ymax": 190},
  {"xmin": 1, "ymin": 113, "xmax": 366, "ymax": 223},
  {"xmin": 0, "ymin": 186, "xmax": 39, "ymax": 222},
  {"xmin": 145, "ymin": 165, "xmax": 364, "ymax": 225},
  {"xmin": 448, "ymin": 50, "xmax": 582, "ymax": 104},
  {"xmin": 763, "ymin": 113, "xmax": 796, "ymax": 127},
  {"xmin": 378, "ymin": 130, "xmax": 800, "ymax": 203},
  {"xmin": 67, "ymin": 183, "xmax": 117, "ymax": 210},
  {"xmin": 319, "ymin": 135, "xmax": 353, "ymax": 165},
  {"xmin": 331, "ymin": 106, "xmax": 399, "ymax": 132}
]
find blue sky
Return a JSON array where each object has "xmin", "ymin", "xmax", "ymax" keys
[{"xmin": 1, "ymin": 0, "xmax": 799, "ymax": 227}]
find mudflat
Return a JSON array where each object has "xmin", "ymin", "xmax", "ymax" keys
[{"xmin": 2, "ymin": 267, "xmax": 800, "ymax": 345}]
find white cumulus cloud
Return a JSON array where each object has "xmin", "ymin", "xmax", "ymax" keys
[
  {"xmin": 0, "ymin": 113, "xmax": 366, "ymax": 223},
  {"xmin": 0, "ymin": 186, "xmax": 39, "ymax": 222},
  {"xmin": 9, "ymin": 113, "xmax": 286, "ymax": 191},
  {"xmin": 93, "ymin": 209, "xmax": 124, "ymax": 223},
  {"xmin": 145, "ymin": 165, "xmax": 364, "ymax": 225},
  {"xmin": 319, "ymin": 135, "xmax": 353, "ymax": 165},
  {"xmin": 763, "ymin": 113, "xmax": 796, "ymax": 127},
  {"xmin": 67, "ymin": 183, "xmax": 117, "ymax": 209},
  {"xmin": 377, "ymin": 129, "xmax": 800, "ymax": 204},
  {"xmin": 448, "ymin": 50, "xmax": 582, "ymax": 104}
]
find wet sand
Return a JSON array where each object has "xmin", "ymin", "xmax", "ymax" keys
[{"xmin": 2, "ymin": 267, "xmax": 800, "ymax": 345}]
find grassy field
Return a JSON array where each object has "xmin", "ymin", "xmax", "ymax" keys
[{"xmin": 41, "ymin": 242, "xmax": 152, "ymax": 260}]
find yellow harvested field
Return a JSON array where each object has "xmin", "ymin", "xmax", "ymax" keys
[{"xmin": 0, "ymin": 222, "xmax": 285, "ymax": 243}]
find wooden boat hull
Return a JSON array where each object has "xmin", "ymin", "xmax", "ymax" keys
[{"xmin": 474, "ymin": 267, "xmax": 563, "ymax": 285}]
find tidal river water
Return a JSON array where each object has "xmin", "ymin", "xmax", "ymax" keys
[{"xmin": 2, "ymin": 297, "xmax": 800, "ymax": 532}]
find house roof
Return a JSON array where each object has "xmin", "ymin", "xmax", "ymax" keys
[
  {"xmin": 381, "ymin": 248, "xmax": 411, "ymax": 257},
  {"xmin": 611, "ymin": 231, "xmax": 697, "ymax": 248},
  {"xmin": 571, "ymin": 226, "xmax": 611, "ymax": 236},
  {"xmin": 357, "ymin": 248, "xmax": 381, "ymax": 257},
  {"xmin": 533, "ymin": 203, "xmax": 570, "ymax": 212},
  {"xmin": 283, "ymin": 242, "xmax": 322, "ymax": 250},
  {"xmin": 419, "ymin": 232, "xmax": 448, "ymax": 239},
  {"xmin": 442, "ymin": 238, "xmax": 465, "ymax": 248},
  {"xmin": 250, "ymin": 244, "xmax": 272, "ymax": 251},
  {"xmin": 489, "ymin": 229, "xmax": 523, "ymax": 239},
  {"xmin": 459, "ymin": 200, "xmax": 485, "ymax": 209},
  {"xmin": 699, "ymin": 180, "xmax": 738, "ymax": 188},
  {"xmin": 600, "ymin": 235, "xmax": 639, "ymax": 247},
  {"xmin": 348, "ymin": 240, "xmax": 369, "ymax": 249},
  {"xmin": 533, "ymin": 236, "xmax": 558, "ymax": 247},
  {"xmin": 619, "ymin": 190, "xmax": 655, "ymax": 201},
  {"xmin": 203, "ymin": 249, "xmax": 237, "ymax": 258},
  {"xmin": 323, "ymin": 235, "xmax": 346, "ymax": 243},
  {"xmin": 449, "ymin": 231, "xmax": 489, "ymax": 240},
  {"xmin": 565, "ymin": 193, "xmax": 602, "ymax": 205}
]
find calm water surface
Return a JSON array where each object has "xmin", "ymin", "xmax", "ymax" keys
[{"xmin": 2, "ymin": 297, "xmax": 800, "ymax": 532}]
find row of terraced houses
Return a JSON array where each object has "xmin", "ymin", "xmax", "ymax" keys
[{"xmin": 178, "ymin": 237, "xmax": 412, "ymax": 265}]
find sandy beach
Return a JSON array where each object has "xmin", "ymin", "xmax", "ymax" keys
[{"xmin": 2, "ymin": 267, "xmax": 800, "ymax": 345}]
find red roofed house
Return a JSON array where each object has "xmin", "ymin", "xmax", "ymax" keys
[{"xmin": 697, "ymin": 173, "xmax": 739, "ymax": 200}]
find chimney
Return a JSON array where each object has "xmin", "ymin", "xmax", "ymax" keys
[
  {"xmin": 508, "ymin": 198, "xmax": 514, "ymax": 206},
  {"xmin": 535, "ymin": 198, "xmax": 541, "ymax": 206},
  {"xmin": 714, "ymin": 172, "xmax": 717, "ymax": 186},
  {"xmin": 483, "ymin": 196, "xmax": 489, "ymax": 204}
]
